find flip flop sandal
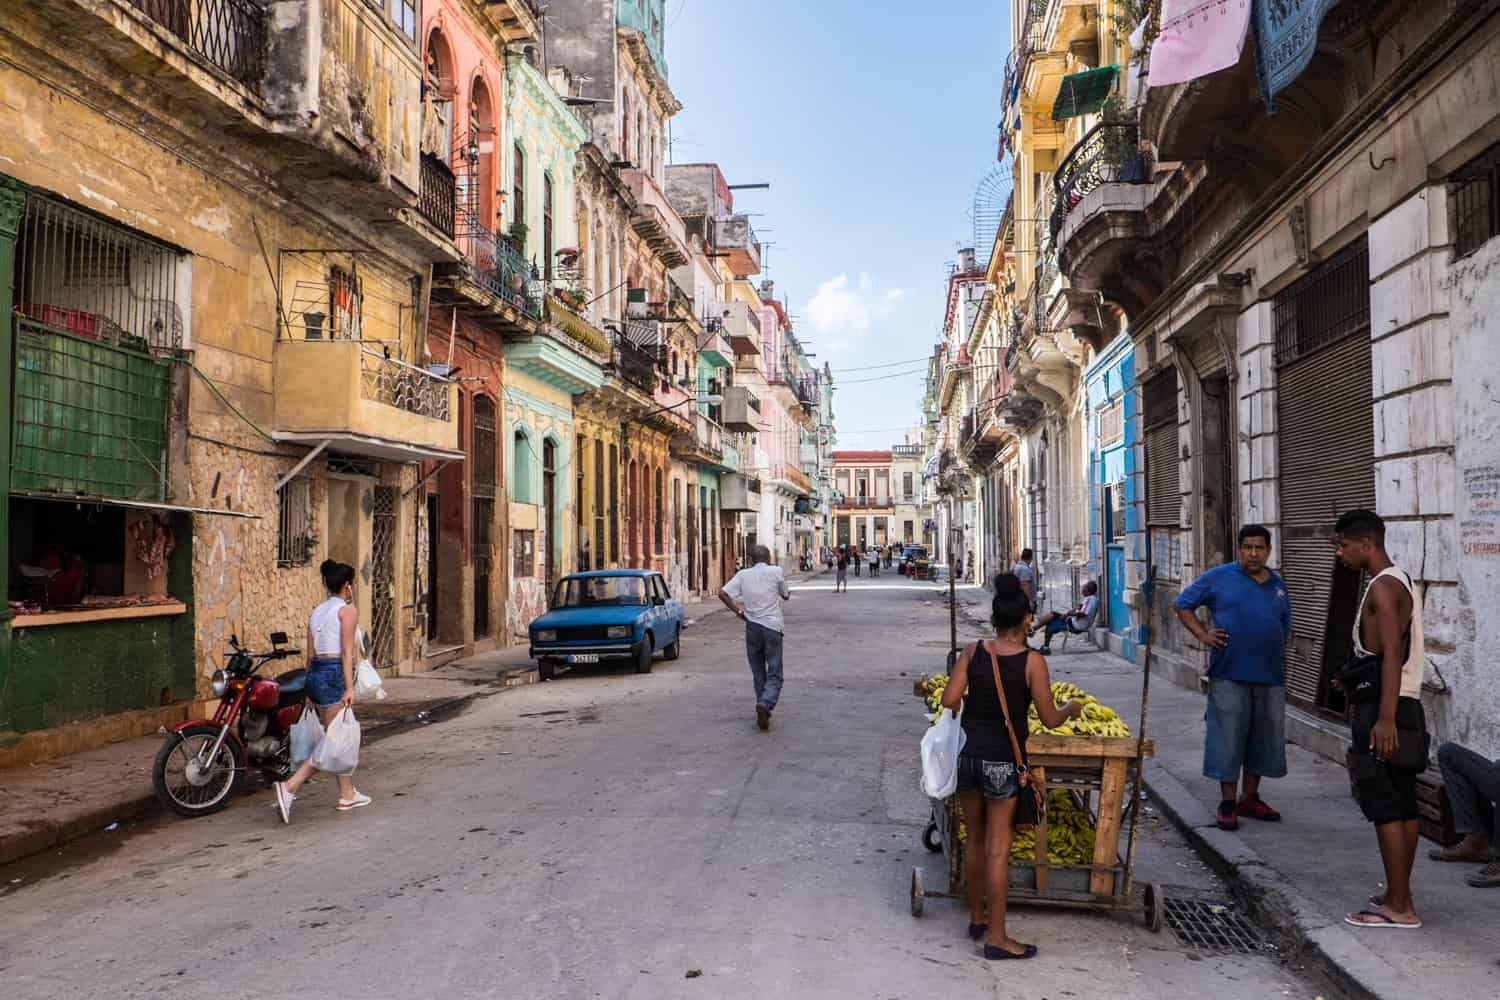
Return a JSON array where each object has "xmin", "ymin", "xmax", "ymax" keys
[
  {"xmin": 983, "ymin": 943, "xmax": 1039, "ymax": 960},
  {"xmin": 1344, "ymin": 908, "xmax": 1421, "ymax": 930}
]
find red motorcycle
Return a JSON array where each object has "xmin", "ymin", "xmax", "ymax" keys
[{"xmin": 152, "ymin": 632, "xmax": 305, "ymax": 818}]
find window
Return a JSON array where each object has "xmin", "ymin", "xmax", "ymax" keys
[
  {"xmin": 903, "ymin": 471, "xmax": 914, "ymax": 500},
  {"xmin": 621, "ymin": 95, "xmax": 631, "ymax": 163},
  {"xmin": 1098, "ymin": 399, "xmax": 1124, "ymax": 447},
  {"xmin": 329, "ymin": 266, "xmax": 362, "ymax": 339},
  {"xmin": 512, "ymin": 143, "xmax": 526, "ymax": 231},
  {"xmin": 576, "ymin": 434, "xmax": 585, "ymax": 528},
  {"xmin": 673, "ymin": 479, "xmax": 682, "ymax": 552},
  {"xmin": 609, "ymin": 444, "xmax": 619, "ymax": 561},
  {"xmin": 653, "ymin": 468, "xmax": 664, "ymax": 554},
  {"xmin": 1452, "ymin": 139, "xmax": 1500, "ymax": 259},
  {"xmin": 543, "ymin": 173, "xmax": 555, "ymax": 280},
  {"xmin": 904, "ymin": 519, "xmax": 914, "ymax": 542},
  {"xmin": 512, "ymin": 529, "xmax": 535, "ymax": 579},
  {"xmin": 594, "ymin": 438, "xmax": 606, "ymax": 567},
  {"xmin": 513, "ymin": 428, "xmax": 533, "ymax": 504},
  {"xmin": 1273, "ymin": 236, "xmax": 1370, "ymax": 367},
  {"xmin": 388, "ymin": 0, "xmax": 417, "ymax": 40},
  {"xmin": 473, "ymin": 397, "xmax": 497, "ymax": 498},
  {"xmin": 555, "ymin": 575, "xmax": 647, "ymax": 607},
  {"xmin": 277, "ymin": 478, "xmax": 314, "ymax": 566}
]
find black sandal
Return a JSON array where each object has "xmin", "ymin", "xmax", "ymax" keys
[{"xmin": 984, "ymin": 943, "xmax": 1038, "ymax": 960}]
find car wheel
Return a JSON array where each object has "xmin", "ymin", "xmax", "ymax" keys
[
  {"xmin": 663, "ymin": 631, "xmax": 681, "ymax": 661},
  {"xmin": 635, "ymin": 635, "xmax": 654, "ymax": 674},
  {"xmin": 537, "ymin": 658, "xmax": 556, "ymax": 682}
]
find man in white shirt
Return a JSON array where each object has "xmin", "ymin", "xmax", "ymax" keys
[{"xmin": 718, "ymin": 545, "xmax": 791, "ymax": 731}]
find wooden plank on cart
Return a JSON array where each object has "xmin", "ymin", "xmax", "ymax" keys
[
  {"xmin": 1090, "ymin": 758, "xmax": 1128, "ymax": 896},
  {"xmin": 1032, "ymin": 765, "xmax": 1049, "ymax": 892},
  {"xmin": 1027, "ymin": 734, "xmax": 1156, "ymax": 760}
]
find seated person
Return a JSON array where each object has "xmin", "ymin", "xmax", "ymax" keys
[
  {"xmin": 1432, "ymin": 741, "xmax": 1500, "ymax": 889},
  {"xmin": 1029, "ymin": 581, "xmax": 1099, "ymax": 653},
  {"xmin": 45, "ymin": 553, "xmax": 87, "ymax": 606}
]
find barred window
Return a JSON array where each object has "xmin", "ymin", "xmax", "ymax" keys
[
  {"xmin": 1451, "ymin": 139, "xmax": 1500, "ymax": 260},
  {"xmin": 513, "ymin": 529, "xmax": 535, "ymax": 579},
  {"xmin": 1273, "ymin": 236, "xmax": 1369, "ymax": 367},
  {"xmin": 328, "ymin": 266, "xmax": 362, "ymax": 340},
  {"xmin": 277, "ymin": 478, "xmax": 314, "ymax": 566}
]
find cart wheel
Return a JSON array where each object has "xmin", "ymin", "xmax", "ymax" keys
[
  {"xmin": 922, "ymin": 820, "xmax": 942, "ymax": 854},
  {"xmin": 910, "ymin": 866, "xmax": 925, "ymax": 917},
  {"xmin": 1144, "ymin": 882, "xmax": 1166, "ymax": 933}
]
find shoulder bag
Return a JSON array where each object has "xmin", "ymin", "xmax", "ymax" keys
[{"xmin": 989, "ymin": 642, "xmax": 1046, "ymax": 832}]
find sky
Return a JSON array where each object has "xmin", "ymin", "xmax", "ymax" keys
[{"xmin": 664, "ymin": 0, "xmax": 1012, "ymax": 452}]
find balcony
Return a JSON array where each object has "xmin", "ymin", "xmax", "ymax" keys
[
  {"xmin": 273, "ymin": 340, "xmax": 460, "ymax": 461},
  {"xmin": 127, "ymin": 0, "xmax": 267, "ymax": 87},
  {"xmin": 720, "ymin": 300, "xmax": 761, "ymax": 356},
  {"xmin": 434, "ymin": 212, "xmax": 544, "ymax": 332},
  {"xmin": 1049, "ymin": 123, "xmax": 1149, "ymax": 244},
  {"xmin": 836, "ymin": 496, "xmax": 893, "ymax": 510},
  {"xmin": 721, "ymin": 473, "xmax": 761, "ymax": 512},
  {"xmin": 612, "ymin": 326, "xmax": 663, "ymax": 395},
  {"xmin": 473, "ymin": 0, "xmax": 542, "ymax": 43},
  {"xmin": 698, "ymin": 318, "xmax": 733, "ymax": 366},
  {"xmin": 892, "ymin": 444, "xmax": 923, "ymax": 458},
  {"xmin": 503, "ymin": 296, "xmax": 608, "ymax": 396},
  {"xmin": 624, "ymin": 169, "xmax": 690, "ymax": 268},
  {"xmin": 714, "ymin": 215, "xmax": 762, "ymax": 278},
  {"xmin": 671, "ymin": 412, "xmax": 724, "ymax": 467},
  {"xmin": 719, "ymin": 440, "xmax": 742, "ymax": 473},
  {"xmin": 722, "ymin": 384, "xmax": 761, "ymax": 433},
  {"xmin": 417, "ymin": 153, "xmax": 457, "ymax": 240}
]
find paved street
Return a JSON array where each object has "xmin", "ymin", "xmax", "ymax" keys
[{"xmin": 1, "ymin": 578, "xmax": 1322, "ymax": 999}]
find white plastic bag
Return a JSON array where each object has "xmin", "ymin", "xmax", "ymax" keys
[
  {"xmin": 289, "ymin": 704, "xmax": 323, "ymax": 764},
  {"xmin": 920, "ymin": 703, "xmax": 966, "ymax": 799},
  {"xmin": 353, "ymin": 658, "xmax": 387, "ymax": 700},
  {"xmin": 311, "ymin": 707, "xmax": 361, "ymax": 774}
]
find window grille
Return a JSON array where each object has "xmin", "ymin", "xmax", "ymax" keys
[
  {"xmin": 15, "ymin": 191, "xmax": 186, "ymax": 351},
  {"xmin": 513, "ymin": 529, "xmax": 535, "ymax": 579},
  {"xmin": 327, "ymin": 456, "xmax": 379, "ymax": 478},
  {"xmin": 1142, "ymin": 367, "xmax": 1178, "ymax": 430},
  {"xmin": 1273, "ymin": 236, "xmax": 1370, "ymax": 367},
  {"xmin": 1451, "ymin": 139, "xmax": 1500, "ymax": 260},
  {"xmin": 277, "ymin": 477, "xmax": 314, "ymax": 566},
  {"xmin": 472, "ymin": 397, "xmax": 497, "ymax": 499},
  {"xmin": 328, "ymin": 266, "xmax": 362, "ymax": 340}
]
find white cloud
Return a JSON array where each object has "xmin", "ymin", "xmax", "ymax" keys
[{"xmin": 804, "ymin": 273, "xmax": 904, "ymax": 354}]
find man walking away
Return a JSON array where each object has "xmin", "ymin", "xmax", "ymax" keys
[
  {"xmin": 1433, "ymin": 741, "xmax": 1500, "ymax": 888},
  {"xmin": 852, "ymin": 545, "xmax": 861, "ymax": 577},
  {"xmin": 870, "ymin": 546, "xmax": 881, "ymax": 578},
  {"xmin": 1012, "ymin": 549, "xmax": 1036, "ymax": 611},
  {"xmin": 835, "ymin": 546, "xmax": 849, "ymax": 593},
  {"xmin": 1335, "ymin": 510, "xmax": 1430, "ymax": 929},
  {"xmin": 1173, "ymin": 525, "xmax": 1291, "ymax": 832},
  {"xmin": 719, "ymin": 545, "xmax": 791, "ymax": 731}
]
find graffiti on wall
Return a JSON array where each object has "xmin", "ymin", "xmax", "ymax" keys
[{"xmin": 1461, "ymin": 465, "xmax": 1500, "ymax": 557}]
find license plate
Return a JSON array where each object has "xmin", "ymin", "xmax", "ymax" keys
[{"xmin": 568, "ymin": 654, "xmax": 600, "ymax": 664}]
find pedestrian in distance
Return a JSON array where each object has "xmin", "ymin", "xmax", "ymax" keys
[
  {"xmin": 1173, "ymin": 525, "xmax": 1291, "ymax": 832},
  {"xmin": 1432, "ymin": 741, "xmax": 1500, "ymax": 888},
  {"xmin": 274, "ymin": 560, "xmax": 372, "ymax": 823},
  {"xmin": 1334, "ymin": 510, "xmax": 1431, "ymax": 930},
  {"xmin": 852, "ymin": 545, "xmax": 861, "ymax": 577},
  {"xmin": 1012, "ymin": 549, "xmax": 1036, "ymax": 611},
  {"xmin": 869, "ymin": 546, "xmax": 881, "ymax": 578},
  {"xmin": 835, "ymin": 546, "xmax": 849, "ymax": 593},
  {"xmin": 1029, "ymin": 581, "xmax": 1100, "ymax": 655},
  {"xmin": 718, "ymin": 545, "xmax": 791, "ymax": 731},
  {"xmin": 941, "ymin": 573, "xmax": 1084, "ymax": 961}
]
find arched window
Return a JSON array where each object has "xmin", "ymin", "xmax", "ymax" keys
[
  {"xmin": 635, "ymin": 112, "xmax": 645, "ymax": 168},
  {"xmin": 653, "ymin": 467, "xmax": 664, "ymax": 555},
  {"xmin": 621, "ymin": 94, "xmax": 631, "ymax": 162},
  {"xmin": 470, "ymin": 77, "xmax": 497, "ymax": 225},
  {"xmin": 543, "ymin": 172, "xmax": 554, "ymax": 280},
  {"xmin": 513, "ymin": 427, "xmax": 533, "ymax": 504}
]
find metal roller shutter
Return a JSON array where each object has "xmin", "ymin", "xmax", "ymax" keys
[
  {"xmin": 1146, "ymin": 426, "xmax": 1180, "ymax": 526},
  {"xmin": 1275, "ymin": 238, "xmax": 1374, "ymax": 712}
]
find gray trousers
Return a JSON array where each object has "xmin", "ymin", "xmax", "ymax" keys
[
  {"xmin": 1437, "ymin": 742, "xmax": 1500, "ymax": 841},
  {"xmin": 745, "ymin": 622, "xmax": 784, "ymax": 711}
]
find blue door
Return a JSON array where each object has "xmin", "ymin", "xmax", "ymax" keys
[{"xmin": 1106, "ymin": 544, "xmax": 1128, "ymax": 635}]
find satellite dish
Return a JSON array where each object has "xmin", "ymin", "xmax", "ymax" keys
[{"xmin": 968, "ymin": 161, "xmax": 1014, "ymax": 272}]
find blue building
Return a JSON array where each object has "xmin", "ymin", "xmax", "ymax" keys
[{"xmin": 1083, "ymin": 334, "xmax": 1143, "ymax": 660}]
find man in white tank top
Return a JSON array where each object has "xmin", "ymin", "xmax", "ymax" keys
[{"xmin": 1335, "ymin": 509, "xmax": 1428, "ymax": 931}]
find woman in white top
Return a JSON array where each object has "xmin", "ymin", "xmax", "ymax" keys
[{"xmin": 274, "ymin": 560, "xmax": 371, "ymax": 822}]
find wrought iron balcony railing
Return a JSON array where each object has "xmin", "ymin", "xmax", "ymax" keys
[
  {"xmin": 128, "ymin": 0, "xmax": 267, "ymax": 88},
  {"xmin": 360, "ymin": 350, "xmax": 452, "ymax": 422},
  {"xmin": 1050, "ymin": 123, "xmax": 1148, "ymax": 242},
  {"xmin": 456, "ymin": 210, "xmax": 542, "ymax": 319},
  {"xmin": 612, "ymin": 328, "xmax": 662, "ymax": 394},
  {"xmin": 418, "ymin": 153, "xmax": 456, "ymax": 239}
]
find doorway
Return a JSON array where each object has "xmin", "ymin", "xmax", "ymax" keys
[
  {"xmin": 371, "ymin": 486, "xmax": 398, "ymax": 668},
  {"xmin": 543, "ymin": 439, "xmax": 557, "ymax": 593},
  {"xmin": 426, "ymin": 494, "xmax": 439, "ymax": 641}
]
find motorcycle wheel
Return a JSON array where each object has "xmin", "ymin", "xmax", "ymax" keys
[{"xmin": 153, "ymin": 723, "xmax": 244, "ymax": 818}]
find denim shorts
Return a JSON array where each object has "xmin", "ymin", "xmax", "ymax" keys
[
  {"xmin": 305, "ymin": 656, "xmax": 346, "ymax": 708},
  {"xmin": 955, "ymin": 755, "xmax": 1019, "ymax": 800},
  {"xmin": 1203, "ymin": 678, "xmax": 1287, "ymax": 781}
]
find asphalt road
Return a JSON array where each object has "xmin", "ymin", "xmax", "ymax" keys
[{"xmin": 0, "ymin": 574, "xmax": 1323, "ymax": 999}]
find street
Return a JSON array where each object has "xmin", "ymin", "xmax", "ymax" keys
[{"xmin": 1, "ymin": 577, "xmax": 1321, "ymax": 1000}]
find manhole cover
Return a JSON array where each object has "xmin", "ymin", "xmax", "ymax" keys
[{"xmin": 1162, "ymin": 896, "xmax": 1269, "ymax": 954}]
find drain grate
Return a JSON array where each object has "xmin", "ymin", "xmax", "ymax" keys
[{"xmin": 1162, "ymin": 896, "xmax": 1269, "ymax": 954}]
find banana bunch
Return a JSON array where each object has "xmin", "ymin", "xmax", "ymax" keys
[
  {"xmin": 1010, "ymin": 789, "xmax": 1098, "ymax": 864},
  {"xmin": 1027, "ymin": 682, "xmax": 1131, "ymax": 738},
  {"xmin": 921, "ymin": 674, "xmax": 950, "ymax": 717}
]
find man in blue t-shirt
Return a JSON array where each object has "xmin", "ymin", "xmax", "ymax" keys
[{"xmin": 1173, "ymin": 525, "xmax": 1292, "ymax": 832}]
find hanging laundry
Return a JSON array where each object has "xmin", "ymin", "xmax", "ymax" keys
[{"xmin": 1147, "ymin": 0, "xmax": 1251, "ymax": 89}]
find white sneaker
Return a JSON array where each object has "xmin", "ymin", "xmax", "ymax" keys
[
  {"xmin": 336, "ymin": 789, "xmax": 372, "ymax": 811},
  {"xmin": 274, "ymin": 782, "xmax": 295, "ymax": 825}
]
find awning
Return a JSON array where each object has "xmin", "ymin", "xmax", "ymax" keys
[
  {"xmin": 272, "ymin": 432, "xmax": 466, "ymax": 464},
  {"xmin": 11, "ymin": 490, "xmax": 258, "ymax": 518},
  {"xmin": 922, "ymin": 455, "xmax": 941, "ymax": 479},
  {"xmin": 1051, "ymin": 65, "xmax": 1119, "ymax": 120}
]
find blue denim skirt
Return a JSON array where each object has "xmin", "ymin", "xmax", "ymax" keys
[{"xmin": 306, "ymin": 655, "xmax": 346, "ymax": 708}]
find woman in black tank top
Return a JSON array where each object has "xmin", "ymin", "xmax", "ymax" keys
[{"xmin": 940, "ymin": 573, "xmax": 1082, "ymax": 961}]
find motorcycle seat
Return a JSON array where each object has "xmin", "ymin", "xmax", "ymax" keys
[{"xmin": 274, "ymin": 669, "xmax": 307, "ymax": 705}]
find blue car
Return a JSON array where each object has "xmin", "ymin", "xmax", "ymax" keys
[{"xmin": 527, "ymin": 570, "xmax": 685, "ymax": 680}]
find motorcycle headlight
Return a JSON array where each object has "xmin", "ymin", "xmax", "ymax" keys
[
  {"xmin": 211, "ymin": 669, "xmax": 228, "ymax": 697},
  {"xmin": 606, "ymin": 625, "xmax": 631, "ymax": 639},
  {"xmin": 534, "ymin": 629, "xmax": 557, "ymax": 643}
]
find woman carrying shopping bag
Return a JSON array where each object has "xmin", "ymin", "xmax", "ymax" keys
[
  {"xmin": 940, "ymin": 573, "xmax": 1081, "ymax": 960},
  {"xmin": 274, "ymin": 560, "xmax": 371, "ymax": 822}
]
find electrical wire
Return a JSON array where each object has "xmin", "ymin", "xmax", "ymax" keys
[
  {"xmin": 836, "ymin": 367, "xmax": 930, "ymax": 386},
  {"xmin": 830, "ymin": 356, "xmax": 932, "ymax": 373}
]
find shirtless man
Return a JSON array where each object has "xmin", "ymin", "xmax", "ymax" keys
[{"xmin": 1335, "ymin": 509, "xmax": 1429, "ymax": 931}]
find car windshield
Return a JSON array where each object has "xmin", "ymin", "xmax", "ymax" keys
[{"xmin": 554, "ymin": 576, "xmax": 649, "ymax": 608}]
